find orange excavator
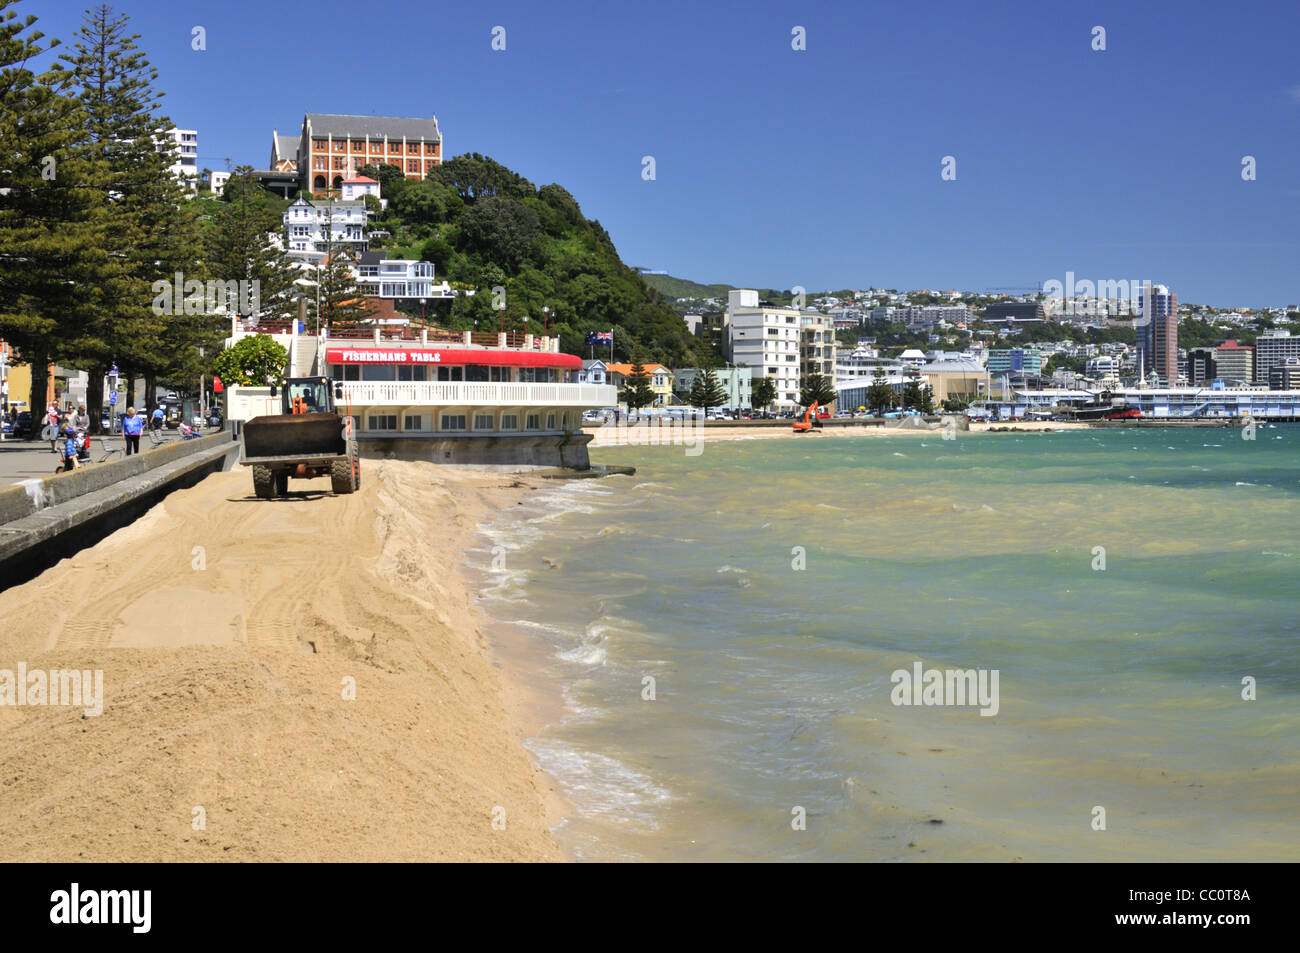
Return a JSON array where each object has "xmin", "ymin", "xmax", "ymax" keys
[{"xmin": 793, "ymin": 401, "xmax": 822, "ymax": 433}]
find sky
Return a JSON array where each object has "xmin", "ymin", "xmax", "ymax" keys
[{"xmin": 21, "ymin": 0, "xmax": 1300, "ymax": 308}]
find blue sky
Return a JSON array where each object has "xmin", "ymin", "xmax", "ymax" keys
[{"xmin": 24, "ymin": 0, "xmax": 1300, "ymax": 307}]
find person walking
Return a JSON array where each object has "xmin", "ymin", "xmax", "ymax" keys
[
  {"xmin": 44, "ymin": 402, "xmax": 59, "ymax": 451},
  {"xmin": 73, "ymin": 405, "xmax": 89, "ymax": 432},
  {"xmin": 150, "ymin": 404, "xmax": 164, "ymax": 433},
  {"xmin": 122, "ymin": 406, "xmax": 143, "ymax": 456}
]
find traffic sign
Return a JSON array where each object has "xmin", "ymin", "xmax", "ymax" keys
[{"xmin": 108, "ymin": 392, "xmax": 117, "ymax": 405}]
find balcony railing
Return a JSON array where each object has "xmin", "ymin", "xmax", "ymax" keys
[{"xmin": 337, "ymin": 381, "xmax": 617, "ymax": 408}]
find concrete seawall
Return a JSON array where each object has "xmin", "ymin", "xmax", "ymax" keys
[{"xmin": 0, "ymin": 433, "xmax": 240, "ymax": 586}]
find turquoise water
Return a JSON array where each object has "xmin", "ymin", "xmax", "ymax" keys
[{"xmin": 473, "ymin": 427, "xmax": 1300, "ymax": 861}]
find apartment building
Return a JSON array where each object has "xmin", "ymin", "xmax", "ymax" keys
[
  {"xmin": 726, "ymin": 290, "xmax": 801, "ymax": 410},
  {"xmin": 800, "ymin": 310, "xmax": 839, "ymax": 380},
  {"xmin": 674, "ymin": 367, "xmax": 753, "ymax": 409},
  {"xmin": 294, "ymin": 113, "xmax": 443, "ymax": 197},
  {"xmin": 987, "ymin": 348, "xmax": 1043, "ymax": 377},
  {"xmin": 1254, "ymin": 329, "xmax": 1300, "ymax": 385},
  {"xmin": 163, "ymin": 128, "xmax": 198, "ymax": 189}
]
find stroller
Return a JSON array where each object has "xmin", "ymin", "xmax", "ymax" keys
[
  {"xmin": 55, "ymin": 428, "xmax": 118, "ymax": 473},
  {"xmin": 179, "ymin": 422, "xmax": 202, "ymax": 440}
]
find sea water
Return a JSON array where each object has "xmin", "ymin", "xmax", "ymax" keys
[{"xmin": 471, "ymin": 426, "xmax": 1300, "ymax": 861}]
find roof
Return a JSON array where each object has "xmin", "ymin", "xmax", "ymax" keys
[
  {"xmin": 305, "ymin": 113, "xmax": 441, "ymax": 142},
  {"xmin": 342, "ymin": 176, "xmax": 377, "ymax": 184},
  {"xmin": 605, "ymin": 362, "xmax": 670, "ymax": 376},
  {"xmin": 275, "ymin": 133, "xmax": 298, "ymax": 159},
  {"xmin": 1216, "ymin": 340, "xmax": 1253, "ymax": 350}
]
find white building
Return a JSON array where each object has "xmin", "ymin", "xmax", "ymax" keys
[
  {"xmin": 208, "ymin": 169, "xmax": 230, "ymax": 196},
  {"xmin": 354, "ymin": 252, "xmax": 450, "ymax": 299},
  {"xmin": 284, "ymin": 196, "xmax": 368, "ymax": 259},
  {"xmin": 340, "ymin": 175, "xmax": 383, "ymax": 205},
  {"xmin": 726, "ymin": 289, "xmax": 801, "ymax": 410},
  {"xmin": 163, "ymin": 128, "xmax": 198, "ymax": 189}
]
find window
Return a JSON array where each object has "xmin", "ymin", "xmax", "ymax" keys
[
  {"xmin": 500, "ymin": 414, "xmax": 518, "ymax": 430},
  {"xmin": 361, "ymin": 365, "xmax": 396, "ymax": 381},
  {"xmin": 368, "ymin": 414, "xmax": 397, "ymax": 430},
  {"xmin": 438, "ymin": 414, "xmax": 466, "ymax": 431},
  {"xmin": 407, "ymin": 159, "xmax": 419, "ymax": 173},
  {"xmin": 474, "ymin": 413, "xmax": 494, "ymax": 430},
  {"xmin": 546, "ymin": 413, "xmax": 556, "ymax": 430},
  {"xmin": 425, "ymin": 142, "xmax": 437, "ymax": 155},
  {"xmin": 351, "ymin": 140, "xmax": 364, "ymax": 152},
  {"xmin": 490, "ymin": 366, "xmax": 507, "ymax": 382},
  {"xmin": 435, "ymin": 366, "xmax": 464, "ymax": 381},
  {"xmin": 464, "ymin": 365, "xmax": 490, "ymax": 382},
  {"xmin": 404, "ymin": 415, "xmax": 423, "ymax": 430},
  {"xmin": 525, "ymin": 414, "xmax": 541, "ymax": 430},
  {"xmin": 313, "ymin": 139, "xmax": 327, "ymax": 151}
]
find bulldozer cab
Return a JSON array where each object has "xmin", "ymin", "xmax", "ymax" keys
[{"xmin": 275, "ymin": 378, "xmax": 334, "ymax": 416}]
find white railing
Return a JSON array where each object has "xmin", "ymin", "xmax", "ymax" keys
[{"xmin": 337, "ymin": 381, "xmax": 617, "ymax": 408}]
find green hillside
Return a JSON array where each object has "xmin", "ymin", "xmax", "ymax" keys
[
  {"xmin": 641, "ymin": 274, "xmax": 736, "ymax": 300},
  {"xmin": 351, "ymin": 154, "xmax": 712, "ymax": 368}
]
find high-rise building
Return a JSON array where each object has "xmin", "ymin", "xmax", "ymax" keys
[
  {"xmin": 1212, "ymin": 340, "xmax": 1253, "ymax": 384},
  {"xmin": 163, "ymin": 128, "xmax": 198, "ymax": 189},
  {"xmin": 1136, "ymin": 284, "xmax": 1178, "ymax": 384},
  {"xmin": 1254, "ymin": 329, "xmax": 1300, "ymax": 385},
  {"xmin": 727, "ymin": 290, "xmax": 801, "ymax": 410}
]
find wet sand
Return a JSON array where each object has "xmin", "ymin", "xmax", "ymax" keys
[{"xmin": 0, "ymin": 461, "xmax": 565, "ymax": 862}]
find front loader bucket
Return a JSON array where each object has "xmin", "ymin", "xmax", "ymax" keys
[{"xmin": 242, "ymin": 412, "xmax": 347, "ymax": 460}]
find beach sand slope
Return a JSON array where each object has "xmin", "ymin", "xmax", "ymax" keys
[{"xmin": 0, "ymin": 461, "xmax": 562, "ymax": 862}]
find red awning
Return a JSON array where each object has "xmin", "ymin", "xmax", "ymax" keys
[{"xmin": 324, "ymin": 347, "xmax": 582, "ymax": 370}]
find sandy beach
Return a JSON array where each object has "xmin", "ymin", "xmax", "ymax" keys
[
  {"xmin": 0, "ymin": 461, "xmax": 564, "ymax": 862},
  {"xmin": 587, "ymin": 418, "xmax": 1089, "ymax": 447}
]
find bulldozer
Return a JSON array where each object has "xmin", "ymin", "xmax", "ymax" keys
[{"xmin": 240, "ymin": 376, "xmax": 360, "ymax": 498}]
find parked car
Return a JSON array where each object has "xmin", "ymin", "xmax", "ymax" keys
[{"xmin": 13, "ymin": 411, "xmax": 32, "ymax": 437}]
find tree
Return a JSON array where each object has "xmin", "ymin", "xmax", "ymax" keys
[
  {"xmin": 866, "ymin": 366, "xmax": 897, "ymax": 415},
  {"xmin": 429, "ymin": 152, "xmax": 535, "ymax": 202},
  {"xmin": 58, "ymin": 3, "xmax": 206, "ymax": 429},
  {"xmin": 619, "ymin": 361, "xmax": 656, "ymax": 415},
  {"xmin": 0, "ymin": 1, "xmax": 114, "ymax": 433},
  {"xmin": 312, "ymin": 203, "xmax": 375, "ymax": 330},
  {"xmin": 316, "ymin": 248, "xmax": 375, "ymax": 330},
  {"xmin": 458, "ymin": 196, "xmax": 539, "ymax": 272},
  {"xmin": 902, "ymin": 368, "xmax": 927, "ymax": 411},
  {"xmin": 211, "ymin": 334, "xmax": 287, "ymax": 386},
  {"xmin": 206, "ymin": 167, "xmax": 299, "ymax": 325},
  {"xmin": 751, "ymin": 376, "xmax": 778, "ymax": 412},
  {"xmin": 800, "ymin": 372, "xmax": 837, "ymax": 409},
  {"xmin": 689, "ymin": 367, "xmax": 728, "ymax": 415}
]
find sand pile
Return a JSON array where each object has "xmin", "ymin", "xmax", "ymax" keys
[{"xmin": 0, "ymin": 460, "xmax": 562, "ymax": 862}]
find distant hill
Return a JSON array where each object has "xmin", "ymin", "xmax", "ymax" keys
[{"xmin": 642, "ymin": 274, "xmax": 736, "ymax": 300}]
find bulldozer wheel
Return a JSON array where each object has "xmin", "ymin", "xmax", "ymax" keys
[
  {"xmin": 253, "ymin": 465, "xmax": 276, "ymax": 499},
  {"xmin": 274, "ymin": 471, "xmax": 289, "ymax": 496},
  {"xmin": 330, "ymin": 456, "xmax": 355, "ymax": 495}
]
